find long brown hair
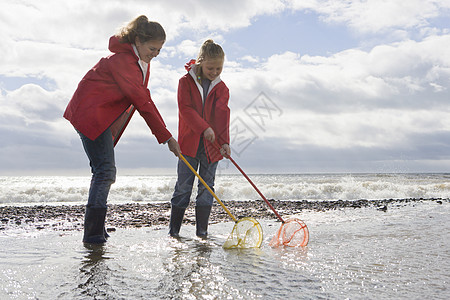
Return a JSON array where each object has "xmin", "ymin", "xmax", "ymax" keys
[{"xmin": 117, "ymin": 15, "xmax": 166, "ymax": 44}]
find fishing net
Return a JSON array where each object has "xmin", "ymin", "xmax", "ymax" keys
[
  {"xmin": 223, "ymin": 217, "xmax": 263, "ymax": 249},
  {"xmin": 179, "ymin": 153, "xmax": 263, "ymax": 249},
  {"xmin": 269, "ymin": 218, "xmax": 309, "ymax": 247}
]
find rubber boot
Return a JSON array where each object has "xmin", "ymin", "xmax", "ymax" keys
[
  {"xmin": 195, "ymin": 206, "xmax": 212, "ymax": 238},
  {"xmin": 169, "ymin": 205, "xmax": 186, "ymax": 238},
  {"xmin": 83, "ymin": 206, "xmax": 107, "ymax": 244}
]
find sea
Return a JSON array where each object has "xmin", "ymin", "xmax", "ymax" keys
[
  {"xmin": 1, "ymin": 173, "xmax": 449, "ymax": 206},
  {"xmin": 0, "ymin": 173, "xmax": 449, "ymax": 299}
]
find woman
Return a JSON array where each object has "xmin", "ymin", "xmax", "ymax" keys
[{"xmin": 64, "ymin": 15, "xmax": 180, "ymax": 244}]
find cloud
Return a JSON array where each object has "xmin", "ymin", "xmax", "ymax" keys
[
  {"xmin": 225, "ymin": 34, "xmax": 450, "ymax": 115},
  {"xmin": 1, "ymin": 0, "xmax": 450, "ymax": 174},
  {"xmin": 288, "ymin": 0, "xmax": 450, "ymax": 34},
  {"xmin": 220, "ymin": 33, "xmax": 450, "ymax": 170}
]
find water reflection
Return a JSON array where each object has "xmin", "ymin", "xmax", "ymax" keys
[
  {"xmin": 222, "ymin": 245, "xmax": 320, "ymax": 298},
  {"xmin": 158, "ymin": 237, "xmax": 214, "ymax": 299},
  {"xmin": 152, "ymin": 232, "xmax": 319, "ymax": 299},
  {"xmin": 270, "ymin": 244, "xmax": 309, "ymax": 269},
  {"xmin": 76, "ymin": 244, "xmax": 112, "ymax": 298}
]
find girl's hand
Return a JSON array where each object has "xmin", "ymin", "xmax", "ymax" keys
[
  {"xmin": 203, "ymin": 127, "xmax": 215, "ymax": 143},
  {"xmin": 167, "ymin": 137, "xmax": 181, "ymax": 157},
  {"xmin": 220, "ymin": 144, "xmax": 231, "ymax": 157}
]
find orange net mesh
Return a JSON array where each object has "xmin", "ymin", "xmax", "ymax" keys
[{"xmin": 269, "ymin": 218, "xmax": 309, "ymax": 247}]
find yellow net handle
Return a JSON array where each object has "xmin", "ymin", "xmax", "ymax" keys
[{"xmin": 179, "ymin": 154, "xmax": 237, "ymax": 222}]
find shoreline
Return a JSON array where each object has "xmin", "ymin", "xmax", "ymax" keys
[{"xmin": 1, "ymin": 198, "xmax": 447, "ymax": 232}]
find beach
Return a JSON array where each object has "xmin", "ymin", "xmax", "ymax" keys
[
  {"xmin": 1, "ymin": 198, "xmax": 449, "ymax": 299},
  {"xmin": 1, "ymin": 174, "xmax": 449, "ymax": 299},
  {"xmin": 1, "ymin": 198, "xmax": 446, "ymax": 233}
]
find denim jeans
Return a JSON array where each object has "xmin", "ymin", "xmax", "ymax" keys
[
  {"xmin": 78, "ymin": 128, "xmax": 116, "ymax": 209},
  {"xmin": 171, "ymin": 140, "xmax": 218, "ymax": 208}
]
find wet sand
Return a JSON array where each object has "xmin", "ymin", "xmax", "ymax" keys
[{"xmin": 0, "ymin": 198, "xmax": 447, "ymax": 232}]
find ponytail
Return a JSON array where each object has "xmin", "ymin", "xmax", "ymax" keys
[
  {"xmin": 196, "ymin": 39, "xmax": 225, "ymax": 64},
  {"xmin": 117, "ymin": 15, "xmax": 166, "ymax": 44}
]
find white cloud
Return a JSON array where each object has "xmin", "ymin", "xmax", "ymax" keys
[
  {"xmin": 240, "ymin": 55, "xmax": 260, "ymax": 63},
  {"xmin": 220, "ymin": 33, "xmax": 450, "ymax": 163},
  {"xmin": 1, "ymin": 0, "xmax": 450, "ymax": 174},
  {"xmin": 226, "ymin": 34, "xmax": 450, "ymax": 111},
  {"xmin": 288, "ymin": 0, "xmax": 450, "ymax": 34}
]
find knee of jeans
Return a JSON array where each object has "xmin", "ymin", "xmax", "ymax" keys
[
  {"xmin": 171, "ymin": 196, "xmax": 190, "ymax": 209},
  {"xmin": 171, "ymin": 188, "xmax": 192, "ymax": 208},
  {"xmin": 96, "ymin": 165, "xmax": 116, "ymax": 183},
  {"xmin": 196, "ymin": 194, "xmax": 214, "ymax": 207},
  {"xmin": 198, "ymin": 183, "xmax": 214, "ymax": 194}
]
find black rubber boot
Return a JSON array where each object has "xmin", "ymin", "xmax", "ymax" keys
[
  {"xmin": 195, "ymin": 206, "xmax": 212, "ymax": 238},
  {"xmin": 83, "ymin": 206, "xmax": 107, "ymax": 244},
  {"xmin": 169, "ymin": 205, "xmax": 186, "ymax": 238}
]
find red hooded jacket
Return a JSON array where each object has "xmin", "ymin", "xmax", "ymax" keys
[
  {"xmin": 178, "ymin": 62, "xmax": 230, "ymax": 163},
  {"xmin": 64, "ymin": 36, "xmax": 172, "ymax": 145}
]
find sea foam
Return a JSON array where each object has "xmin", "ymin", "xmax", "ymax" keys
[{"xmin": 1, "ymin": 173, "xmax": 448, "ymax": 205}]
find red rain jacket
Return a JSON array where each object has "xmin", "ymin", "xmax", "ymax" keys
[
  {"xmin": 64, "ymin": 35, "xmax": 172, "ymax": 145},
  {"xmin": 178, "ymin": 62, "xmax": 230, "ymax": 163}
]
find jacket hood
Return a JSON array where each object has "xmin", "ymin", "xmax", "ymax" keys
[
  {"xmin": 188, "ymin": 65, "xmax": 223, "ymax": 101},
  {"xmin": 108, "ymin": 35, "xmax": 135, "ymax": 55}
]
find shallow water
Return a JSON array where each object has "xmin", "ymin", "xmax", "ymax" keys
[{"xmin": 1, "ymin": 201, "xmax": 449, "ymax": 299}]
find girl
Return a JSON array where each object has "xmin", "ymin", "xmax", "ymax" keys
[
  {"xmin": 64, "ymin": 15, "xmax": 180, "ymax": 244},
  {"xmin": 169, "ymin": 40, "xmax": 231, "ymax": 238}
]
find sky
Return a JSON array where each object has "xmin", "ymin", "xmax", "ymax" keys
[{"xmin": 1, "ymin": 0, "xmax": 450, "ymax": 175}]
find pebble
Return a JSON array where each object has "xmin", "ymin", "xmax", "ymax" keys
[{"xmin": 0, "ymin": 198, "xmax": 447, "ymax": 232}]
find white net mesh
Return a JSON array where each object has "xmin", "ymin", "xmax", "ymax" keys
[{"xmin": 223, "ymin": 217, "xmax": 263, "ymax": 249}]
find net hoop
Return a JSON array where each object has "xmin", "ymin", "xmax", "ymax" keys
[
  {"xmin": 269, "ymin": 218, "xmax": 309, "ymax": 247},
  {"xmin": 223, "ymin": 217, "xmax": 263, "ymax": 249}
]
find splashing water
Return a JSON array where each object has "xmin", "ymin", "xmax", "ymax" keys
[{"xmin": 1, "ymin": 173, "xmax": 449, "ymax": 205}]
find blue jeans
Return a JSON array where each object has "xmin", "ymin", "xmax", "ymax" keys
[
  {"xmin": 171, "ymin": 140, "xmax": 218, "ymax": 208},
  {"xmin": 78, "ymin": 129, "xmax": 116, "ymax": 209}
]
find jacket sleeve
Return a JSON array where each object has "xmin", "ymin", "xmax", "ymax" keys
[
  {"xmin": 178, "ymin": 77, "xmax": 210, "ymax": 134},
  {"xmin": 108, "ymin": 53, "xmax": 172, "ymax": 144}
]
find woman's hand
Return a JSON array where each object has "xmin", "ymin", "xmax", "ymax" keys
[
  {"xmin": 167, "ymin": 137, "xmax": 181, "ymax": 157},
  {"xmin": 203, "ymin": 127, "xmax": 215, "ymax": 143},
  {"xmin": 220, "ymin": 144, "xmax": 231, "ymax": 157}
]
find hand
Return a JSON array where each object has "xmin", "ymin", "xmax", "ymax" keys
[
  {"xmin": 203, "ymin": 127, "xmax": 215, "ymax": 143},
  {"xmin": 220, "ymin": 144, "xmax": 231, "ymax": 157},
  {"xmin": 167, "ymin": 137, "xmax": 181, "ymax": 157}
]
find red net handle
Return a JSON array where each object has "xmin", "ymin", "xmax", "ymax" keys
[{"xmin": 214, "ymin": 142, "xmax": 285, "ymax": 223}]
